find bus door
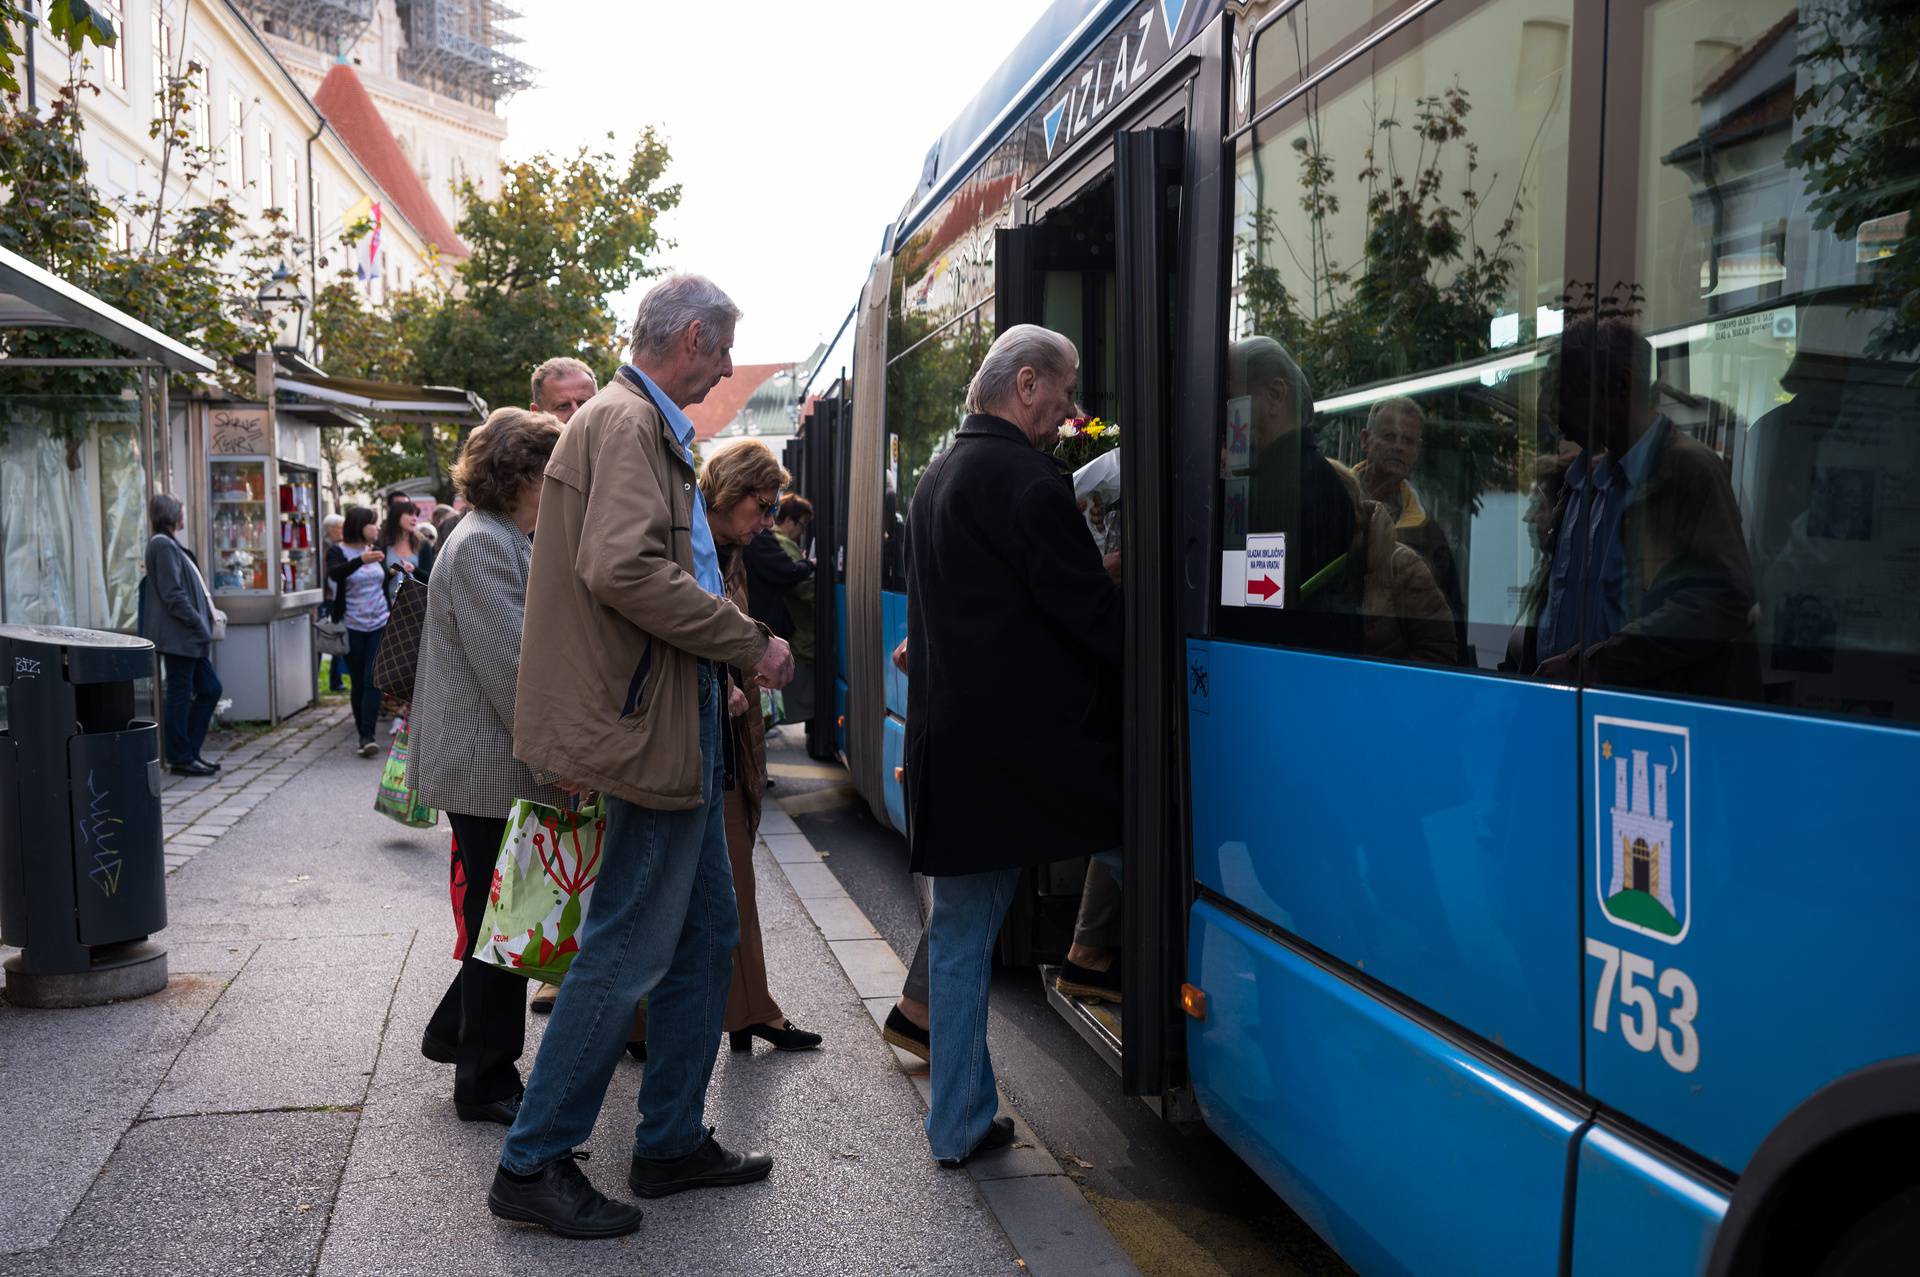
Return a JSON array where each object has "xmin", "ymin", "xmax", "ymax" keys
[{"xmin": 803, "ymin": 388, "xmax": 845, "ymax": 762}]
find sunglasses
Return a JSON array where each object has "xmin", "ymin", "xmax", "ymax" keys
[{"xmin": 754, "ymin": 495, "xmax": 780, "ymax": 517}]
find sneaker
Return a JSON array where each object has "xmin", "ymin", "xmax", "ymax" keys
[
  {"xmin": 358, "ymin": 740, "xmax": 380, "ymax": 758},
  {"xmin": 489, "ymin": 1153, "xmax": 643, "ymax": 1239},
  {"xmin": 882, "ymin": 1006, "xmax": 930, "ymax": 1062},
  {"xmin": 627, "ymin": 1130, "xmax": 772, "ymax": 1199}
]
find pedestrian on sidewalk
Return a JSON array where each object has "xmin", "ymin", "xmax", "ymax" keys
[
  {"xmin": 632, "ymin": 440, "xmax": 824, "ymax": 1059},
  {"xmin": 143, "ymin": 493, "xmax": 224, "ymax": 777},
  {"xmin": 406, "ymin": 407, "xmax": 566, "ymax": 1127},
  {"xmin": 904, "ymin": 325, "xmax": 1124, "ymax": 1167},
  {"xmin": 488, "ymin": 275, "xmax": 794, "ymax": 1240},
  {"xmin": 322, "ymin": 512, "xmax": 348, "ymax": 693},
  {"xmin": 329, "ymin": 506, "xmax": 390, "ymax": 756}
]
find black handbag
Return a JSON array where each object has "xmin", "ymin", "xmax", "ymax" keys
[{"xmin": 372, "ymin": 572, "xmax": 428, "ymax": 703}]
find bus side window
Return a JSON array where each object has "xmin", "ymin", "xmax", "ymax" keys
[
  {"xmin": 1587, "ymin": 0, "xmax": 1920, "ymax": 726},
  {"xmin": 1221, "ymin": 0, "xmax": 1578, "ymax": 674}
]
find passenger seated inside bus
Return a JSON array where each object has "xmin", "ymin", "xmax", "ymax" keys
[
  {"xmin": 1230, "ymin": 335, "xmax": 1458, "ymax": 664},
  {"xmin": 1510, "ymin": 317, "xmax": 1760, "ymax": 699}
]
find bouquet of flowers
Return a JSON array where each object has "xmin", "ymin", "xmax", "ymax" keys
[{"xmin": 1050, "ymin": 416, "xmax": 1119, "ymax": 470}]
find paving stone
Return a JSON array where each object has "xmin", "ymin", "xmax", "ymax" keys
[
  {"xmin": 780, "ymin": 861, "xmax": 846, "ymax": 899},
  {"xmin": 763, "ymin": 831, "xmax": 819, "ymax": 863},
  {"xmin": 976, "ymin": 1175, "xmax": 1139, "ymax": 1277},
  {"xmin": 24, "ymin": 1110, "xmax": 354, "ymax": 1277},
  {"xmin": 166, "ymin": 834, "xmax": 214, "ymax": 848},
  {"xmin": 827, "ymin": 938, "xmax": 908, "ymax": 999},
  {"xmin": 802, "ymin": 893, "xmax": 881, "ymax": 942}
]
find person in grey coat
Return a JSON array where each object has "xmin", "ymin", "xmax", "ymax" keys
[
  {"xmin": 143, "ymin": 493, "xmax": 223, "ymax": 777},
  {"xmin": 408, "ymin": 407, "xmax": 566, "ymax": 1126}
]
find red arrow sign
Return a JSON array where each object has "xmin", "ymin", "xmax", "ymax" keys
[{"xmin": 1248, "ymin": 575, "xmax": 1280, "ymax": 601}]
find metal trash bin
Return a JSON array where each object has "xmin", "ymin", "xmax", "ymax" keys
[{"xmin": 0, "ymin": 624, "xmax": 168, "ymax": 1007}]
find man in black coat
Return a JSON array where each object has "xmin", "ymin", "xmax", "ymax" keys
[{"xmin": 904, "ymin": 323, "xmax": 1123, "ymax": 1166}]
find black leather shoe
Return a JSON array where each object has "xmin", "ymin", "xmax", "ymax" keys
[
  {"xmin": 530, "ymin": 991, "xmax": 556, "ymax": 1015},
  {"xmin": 624, "ymin": 1040, "xmax": 646, "ymax": 1063},
  {"xmin": 420, "ymin": 1030, "xmax": 456, "ymax": 1065},
  {"xmin": 489, "ymin": 1152, "xmax": 643, "ymax": 1239},
  {"xmin": 169, "ymin": 759, "xmax": 218, "ymax": 777},
  {"xmin": 882, "ymin": 1006, "xmax": 930, "ymax": 1062},
  {"xmin": 1054, "ymin": 955, "xmax": 1123, "ymax": 1004},
  {"xmin": 627, "ymin": 1130, "xmax": 772, "ymax": 1198},
  {"xmin": 456, "ymin": 1093, "xmax": 522, "ymax": 1126},
  {"xmin": 937, "ymin": 1116, "xmax": 1016, "ymax": 1168},
  {"xmin": 194, "ymin": 756, "xmax": 223, "ymax": 772},
  {"xmin": 729, "ymin": 1020, "xmax": 823, "ymax": 1053}
]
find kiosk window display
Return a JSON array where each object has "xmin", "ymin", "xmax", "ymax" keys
[{"xmin": 199, "ymin": 403, "xmax": 324, "ymax": 722}]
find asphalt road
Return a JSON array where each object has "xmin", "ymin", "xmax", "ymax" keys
[{"xmin": 766, "ymin": 731, "xmax": 1352, "ymax": 1277}]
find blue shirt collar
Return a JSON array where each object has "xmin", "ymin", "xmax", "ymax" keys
[
  {"xmin": 1561, "ymin": 413, "xmax": 1670, "ymax": 494},
  {"xmin": 621, "ymin": 365, "xmax": 696, "ymax": 452}
]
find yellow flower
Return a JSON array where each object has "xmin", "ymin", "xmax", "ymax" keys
[{"xmin": 1083, "ymin": 421, "xmax": 1107, "ymax": 437}]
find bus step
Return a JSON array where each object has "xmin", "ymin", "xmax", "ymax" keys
[{"xmin": 1040, "ymin": 964, "xmax": 1122, "ymax": 1076}]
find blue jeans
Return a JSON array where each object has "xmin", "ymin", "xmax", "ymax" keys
[
  {"xmin": 924, "ymin": 866, "xmax": 1022, "ymax": 1161},
  {"xmin": 499, "ymin": 663, "xmax": 737, "ymax": 1173},
  {"xmin": 161, "ymin": 653, "xmax": 221, "ymax": 764},
  {"xmin": 344, "ymin": 626, "xmax": 384, "ymax": 744}
]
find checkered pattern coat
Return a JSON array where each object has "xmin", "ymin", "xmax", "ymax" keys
[{"xmin": 406, "ymin": 509, "xmax": 565, "ymax": 818}]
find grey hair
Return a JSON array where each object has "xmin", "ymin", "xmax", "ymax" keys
[
  {"xmin": 322, "ymin": 512, "xmax": 345, "ymax": 530},
  {"xmin": 1366, "ymin": 395, "xmax": 1424, "ymax": 431},
  {"xmin": 629, "ymin": 275, "xmax": 742, "ymax": 359},
  {"xmin": 964, "ymin": 324, "xmax": 1078, "ymax": 414},
  {"xmin": 149, "ymin": 492, "xmax": 184, "ymax": 534},
  {"xmin": 530, "ymin": 355, "xmax": 595, "ymax": 406}
]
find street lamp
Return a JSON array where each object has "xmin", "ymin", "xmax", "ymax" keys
[{"xmin": 257, "ymin": 259, "xmax": 308, "ymax": 351}]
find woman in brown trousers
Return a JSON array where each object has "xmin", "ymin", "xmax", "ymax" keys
[{"xmin": 630, "ymin": 438, "xmax": 822, "ymax": 1057}]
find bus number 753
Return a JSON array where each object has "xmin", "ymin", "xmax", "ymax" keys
[{"xmin": 1586, "ymin": 938, "xmax": 1700, "ymax": 1074}]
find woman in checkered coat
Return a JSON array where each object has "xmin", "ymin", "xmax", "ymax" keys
[{"xmin": 407, "ymin": 407, "xmax": 569, "ymax": 1127}]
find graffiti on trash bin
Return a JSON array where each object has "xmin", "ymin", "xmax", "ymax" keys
[{"xmin": 78, "ymin": 770, "xmax": 124, "ymax": 897}]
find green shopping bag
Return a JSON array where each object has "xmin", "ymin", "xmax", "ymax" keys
[
  {"xmin": 374, "ymin": 722, "xmax": 438, "ymax": 828},
  {"xmin": 471, "ymin": 798, "xmax": 605, "ymax": 985}
]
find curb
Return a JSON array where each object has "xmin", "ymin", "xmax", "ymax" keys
[{"xmin": 761, "ymin": 801, "xmax": 1142, "ymax": 1277}]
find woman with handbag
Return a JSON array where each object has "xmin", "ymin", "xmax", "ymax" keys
[
  {"xmin": 329, "ymin": 506, "xmax": 391, "ymax": 757},
  {"xmin": 407, "ymin": 408, "xmax": 567, "ymax": 1125},
  {"xmin": 143, "ymin": 493, "xmax": 225, "ymax": 777},
  {"xmin": 633, "ymin": 440, "xmax": 823, "ymax": 1057}
]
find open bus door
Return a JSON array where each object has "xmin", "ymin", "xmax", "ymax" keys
[{"xmin": 805, "ymin": 387, "xmax": 844, "ymax": 762}]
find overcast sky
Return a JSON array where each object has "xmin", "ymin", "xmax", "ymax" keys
[{"xmin": 503, "ymin": 1, "xmax": 1053, "ymax": 366}]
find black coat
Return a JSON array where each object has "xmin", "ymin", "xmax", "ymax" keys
[
  {"xmin": 743, "ymin": 527, "xmax": 811, "ymax": 637},
  {"xmin": 905, "ymin": 414, "xmax": 1123, "ymax": 876}
]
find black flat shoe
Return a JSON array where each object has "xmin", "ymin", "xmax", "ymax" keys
[
  {"xmin": 882, "ymin": 1007, "xmax": 929, "ymax": 1062},
  {"xmin": 729, "ymin": 1020, "xmax": 823, "ymax": 1053},
  {"xmin": 624, "ymin": 1040, "xmax": 647, "ymax": 1063},
  {"xmin": 194, "ymin": 756, "xmax": 222, "ymax": 772},
  {"xmin": 628, "ymin": 1129, "xmax": 772, "ymax": 1198},
  {"xmin": 530, "ymin": 991, "xmax": 555, "ymax": 1015},
  {"xmin": 1054, "ymin": 955, "xmax": 1123, "ymax": 1004},
  {"xmin": 456, "ymin": 1093, "xmax": 522, "ymax": 1126},
  {"xmin": 937, "ymin": 1116, "xmax": 1016, "ymax": 1168},
  {"xmin": 420, "ymin": 1030, "xmax": 456, "ymax": 1065},
  {"xmin": 489, "ymin": 1152, "xmax": 642, "ymax": 1239},
  {"xmin": 169, "ymin": 759, "xmax": 217, "ymax": 777}
]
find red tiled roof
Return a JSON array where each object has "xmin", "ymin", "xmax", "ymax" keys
[
  {"xmin": 685, "ymin": 363, "xmax": 791, "ymax": 443},
  {"xmin": 313, "ymin": 64, "xmax": 469, "ymax": 260}
]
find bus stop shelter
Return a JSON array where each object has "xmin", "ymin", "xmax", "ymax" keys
[{"xmin": 0, "ymin": 244, "xmax": 217, "ymax": 634}]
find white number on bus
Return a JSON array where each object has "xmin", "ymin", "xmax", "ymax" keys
[{"xmin": 1585, "ymin": 938, "xmax": 1700, "ymax": 1073}]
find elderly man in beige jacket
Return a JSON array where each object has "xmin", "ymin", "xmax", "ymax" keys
[{"xmin": 489, "ymin": 275, "xmax": 793, "ymax": 1240}]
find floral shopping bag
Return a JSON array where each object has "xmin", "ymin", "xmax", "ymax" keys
[
  {"xmin": 471, "ymin": 798, "xmax": 605, "ymax": 985},
  {"xmin": 374, "ymin": 722, "xmax": 438, "ymax": 828}
]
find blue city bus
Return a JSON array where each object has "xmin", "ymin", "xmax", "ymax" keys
[{"xmin": 803, "ymin": 1, "xmax": 1920, "ymax": 1271}]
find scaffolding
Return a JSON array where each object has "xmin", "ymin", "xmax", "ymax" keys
[
  {"xmin": 394, "ymin": 0, "xmax": 533, "ymax": 109},
  {"xmin": 237, "ymin": 0, "xmax": 378, "ymax": 55}
]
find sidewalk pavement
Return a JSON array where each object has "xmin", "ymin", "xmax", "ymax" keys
[{"xmin": 0, "ymin": 709, "xmax": 1032, "ymax": 1276}]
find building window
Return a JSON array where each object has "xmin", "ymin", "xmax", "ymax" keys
[
  {"xmin": 150, "ymin": 7, "xmax": 174, "ymax": 126},
  {"xmin": 95, "ymin": 0, "xmax": 125, "ymax": 88},
  {"xmin": 286, "ymin": 152, "xmax": 301, "ymax": 229},
  {"xmin": 259, "ymin": 122, "xmax": 275, "ymax": 209},
  {"xmin": 227, "ymin": 86, "xmax": 245, "ymax": 185}
]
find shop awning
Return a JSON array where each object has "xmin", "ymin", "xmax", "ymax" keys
[
  {"xmin": 274, "ymin": 371, "xmax": 486, "ymax": 422},
  {"xmin": 0, "ymin": 244, "xmax": 217, "ymax": 373}
]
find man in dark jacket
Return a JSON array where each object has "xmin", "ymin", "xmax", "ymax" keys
[{"xmin": 905, "ymin": 323, "xmax": 1123, "ymax": 1166}]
